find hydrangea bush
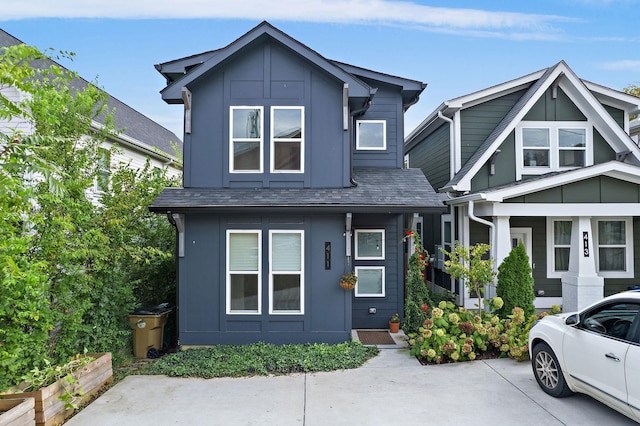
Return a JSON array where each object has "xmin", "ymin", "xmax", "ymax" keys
[{"xmin": 408, "ymin": 299, "xmax": 562, "ymax": 363}]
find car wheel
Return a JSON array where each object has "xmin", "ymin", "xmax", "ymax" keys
[{"xmin": 531, "ymin": 342, "xmax": 573, "ymax": 398}]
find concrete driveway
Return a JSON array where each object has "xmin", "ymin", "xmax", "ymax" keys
[{"xmin": 66, "ymin": 348, "xmax": 636, "ymax": 425}]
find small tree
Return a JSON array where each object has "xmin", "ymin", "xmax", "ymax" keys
[
  {"xmin": 402, "ymin": 231, "xmax": 432, "ymax": 334},
  {"xmin": 496, "ymin": 242, "xmax": 535, "ymax": 318},
  {"xmin": 441, "ymin": 242, "xmax": 495, "ymax": 315}
]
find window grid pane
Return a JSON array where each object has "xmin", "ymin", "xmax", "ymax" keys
[
  {"xmin": 356, "ymin": 121, "xmax": 386, "ymax": 149},
  {"xmin": 355, "ymin": 267, "xmax": 384, "ymax": 296},
  {"xmin": 272, "ymin": 233, "xmax": 301, "ymax": 271},
  {"xmin": 355, "ymin": 230, "xmax": 385, "ymax": 259}
]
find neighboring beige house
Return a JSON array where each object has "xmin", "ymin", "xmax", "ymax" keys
[{"xmin": 0, "ymin": 29, "xmax": 182, "ymax": 200}]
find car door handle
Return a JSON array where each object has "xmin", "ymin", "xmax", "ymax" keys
[{"xmin": 605, "ymin": 352, "xmax": 620, "ymax": 362}]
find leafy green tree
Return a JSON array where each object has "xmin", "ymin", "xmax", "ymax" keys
[
  {"xmin": 496, "ymin": 242, "xmax": 535, "ymax": 318},
  {"xmin": 0, "ymin": 42, "xmax": 177, "ymax": 390},
  {"xmin": 441, "ymin": 242, "xmax": 496, "ymax": 315}
]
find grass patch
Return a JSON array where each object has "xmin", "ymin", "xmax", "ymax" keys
[{"xmin": 135, "ymin": 341, "xmax": 378, "ymax": 378}]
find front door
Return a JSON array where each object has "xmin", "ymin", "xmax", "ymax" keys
[{"xmin": 510, "ymin": 227, "xmax": 533, "ymax": 269}]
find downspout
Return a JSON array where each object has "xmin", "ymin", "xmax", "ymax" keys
[
  {"xmin": 438, "ymin": 111, "xmax": 455, "ymax": 180},
  {"xmin": 348, "ymin": 92, "xmax": 375, "ymax": 187},
  {"xmin": 467, "ymin": 200, "xmax": 496, "ymax": 303}
]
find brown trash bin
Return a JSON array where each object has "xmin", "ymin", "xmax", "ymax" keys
[{"xmin": 128, "ymin": 308, "xmax": 170, "ymax": 358}]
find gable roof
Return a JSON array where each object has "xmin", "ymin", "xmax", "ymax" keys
[
  {"xmin": 157, "ymin": 21, "xmax": 425, "ymax": 110},
  {"xmin": 149, "ymin": 167, "xmax": 445, "ymax": 214},
  {"xmin": 448, "ymin": 160, "xmax": 640, "ymax": 204},
  {"xmin": 0, "ymin": 29, "xmax": 182, "ymax": 161},
  {"xmin": 160, "ymin": 21, "xmax": 373, "ymax": 103},
  {"xmin": 406, "ymin": 61, "xmax": 640, "ymax": 193}
]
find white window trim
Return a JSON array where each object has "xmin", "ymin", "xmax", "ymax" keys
[
  {"xmin": 546, "ymin": 217, "xmax": 572, "ymax": 278},
  {"xmin": 515, "ymin": 121, "xmax": 592, "ymax": 180},
  {"xmin": 226, "ymin": 229, "xmax": 262, "ymax": 315},
  {"xmin": 270, "ymin": 106, "xmax": 304, "ymax": 174},
  {"xmin": 354, "ymin": 266, "xmax": 386, "ymax": 298},
  {"xmin": 355, "ymin": 120, "xmax": 387, "ymax": 151},
  {"xmin": 354, "ymin": 229, "xmax": 385, "ymax": 260},
  {"xmin": 229, "ymin": 106, "xmax": 264, "ymax": 173},
  {"xmin": 594, "ymin": 217, "xmax": 634, "ymax": 278},
  {"xmin": 94, "ymin": 147, "xmax": 111, "ymax": 193},
  {"xmin": 268, "ymin": 230, "xmax": 304, "ymax": 315}
]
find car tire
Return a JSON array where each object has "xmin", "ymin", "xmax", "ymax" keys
[{"xmin": 531, "ymin": 342, "xmax": 574, "ymax": 398}]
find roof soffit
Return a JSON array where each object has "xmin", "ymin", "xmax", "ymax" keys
[
  {"xmin": 160, "ymin": 22, "xmax": 371, "ymax": 103},
  {"xmin": 448, "ymin": 161, "xmax": 640, "ymax": 204}
]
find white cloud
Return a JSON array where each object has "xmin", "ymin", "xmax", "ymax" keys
[
  {"xmin": 598, "ymin": 60, "xmax": 640, "ymax": 71},
  {"xmin": 2, "ymin": 0, "xmax": 575, "ymax": 36}
]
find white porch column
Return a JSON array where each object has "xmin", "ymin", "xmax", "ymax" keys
[
  {"xmin": 493, "ymin": 216, "xmax": 512, "ymax": 268},
  {"xmin": 561, "ymin": 216, "xmax": 603, "ymax": 312},
  {"xmin": 490, "ymin": 216, "xmax": 511, "ymax": 299}
]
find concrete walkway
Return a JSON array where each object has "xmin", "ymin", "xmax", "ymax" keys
[{"xmin": 66, "ymin": 346, "xmax": 636, "ymax": 425}]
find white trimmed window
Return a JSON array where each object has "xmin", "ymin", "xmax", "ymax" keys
[
  {"xmin": 226, "ymin": 230, "xmax": 262, "ymax": 314},
  {"xmin": 547, "ymin": 218, "xmax": 572, "ymax": 278},
  {"xmin": 230, "ymin": 106, "xmax": 263, "ymax": 173},
  {"xmin": 515, "ymin": 122, "xmax": 590, "ymax": 180},
  {"xmin": 355, "ymin": 229, "xmax": 385, "ymax": 260},
  {"xmin": 95, "ymin": 148, "xmax": 111, "ymax": 192},
  {"xmin": 271, "ymin": 106, "xmax": 304, "ymax": 173},
  {"xmin": 356, "ymin": 120, "xmax": 386, "ymax": 150},
  {"xmin": 355, "ymin": 266, "xmax": 385, "ymax": 297},
  {"xmin": 269, "ymin": 230, "xmax": 304, "ymax": 314},
  {"xmin": 595, "ymin": 219, "xmax": 634, "ymax": 278}
]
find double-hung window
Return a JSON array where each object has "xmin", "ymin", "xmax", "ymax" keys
[
  {"xmin": 356, "ymin": 120, "xmax": 386, "ymax": 150},
  {"xmin": 547, "ymin": 217, "xmax": 633, "ymax": 278},
  {"xmin": 516, "ymin": 122, "xmax": 589, "ymax": 179},
  {"xmin": 596, "ymin": 219, "xmax": 633, "ymax": 278},
  {"xmin": 547, "ymin": 218, "xmax": 572, "ymax": 278},
  {"xmin": 227, "ymin": 230, "xmax": 305, "ymax": 315},
  {"xmin": 230, "ymin": 106, "xmax": 263, "ymax": 172},
  {"xmin": 271, "ymin": 106, "xmax": 304, "ymax": 172},
  {"xmin": 354, "ymin": 229, "xmax": 385, "ymax": 297},
  {"xmin": 227, "ymin": 230, "xmax": 261, "ymax": 314},
  {"xmin": 269, "ymin": 231, "xmax": 304, "ymax": 314}
]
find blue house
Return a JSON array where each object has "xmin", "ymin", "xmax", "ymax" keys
[
  {"xmin": 149, "ymin": 22, "xmax": 444, "ymax": 345},
  {"xmin": 405, "ymin": 61, "xmax": 640, "ymax": 313}
]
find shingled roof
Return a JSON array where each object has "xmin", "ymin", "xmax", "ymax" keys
[
  {"xmin": 149, "ymin": 167, "xmax": 445, "ymax": 214},
  {"xmin": 0, "ymin": 29, "xmax": 182, "ymax": 159}
]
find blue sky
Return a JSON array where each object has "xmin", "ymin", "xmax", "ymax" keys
[{"xmin": 2, "ymin": 0, "xmax": 639, "ymax": 138}]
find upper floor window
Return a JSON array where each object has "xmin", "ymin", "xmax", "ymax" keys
[
  {"xmin": 95, "ymin": 148, "xmax": 111, "ymax": 192},
  {"xmin": 356, "ymin": 120, "xmax": 386, "ymax": 150},
  {"xmin": 271, "ymin": 106, "xmax": 304, "ymax": 173},
  {"xmin": 516, "ymin": 122, "xmax": 590, "ymax": 180},
  {"xmin": 230, "ymin": 106, "xmax": 263, "ymax": 173}
]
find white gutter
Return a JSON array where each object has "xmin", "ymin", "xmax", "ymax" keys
[
  {"xmin": 438, "ymin": 111, "xmax": 455, "ymax": 180},
  {"xmin": 468, "ymin": 199, "xmax": 495, "ymax": 260}
]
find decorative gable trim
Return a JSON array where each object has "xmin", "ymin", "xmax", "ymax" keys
[
  {"xmin": 444, "ymin": 61, "xmax": 640, "ymax": 192},
  {"xmin": 160, "ymin": 21, "xmax": 372, "ymax": 103}
]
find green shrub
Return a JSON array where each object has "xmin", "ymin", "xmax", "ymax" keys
[
  {"xmin": 407, "ymin": 299, "xmax": 560, "ymax": 363},
  {"xmin": 496, "ymin": 242, "xmax": 535, "ymax": 318},
  {"xmin": 402, "ymin": 231, "xmax": 432, "ymax": 334},
  {"xmin": 138, "ymin": 341, "xmax": 378, "ymax": 377}
]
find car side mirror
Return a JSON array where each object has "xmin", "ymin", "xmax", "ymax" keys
[{"xmin": 565, "ymin": 314, "xmax": 579, "ymax": 326}]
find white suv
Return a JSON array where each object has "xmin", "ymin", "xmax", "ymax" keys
[{"xmin": 528, "ymin": 289, "xmax": 640, "ymax": 423}]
